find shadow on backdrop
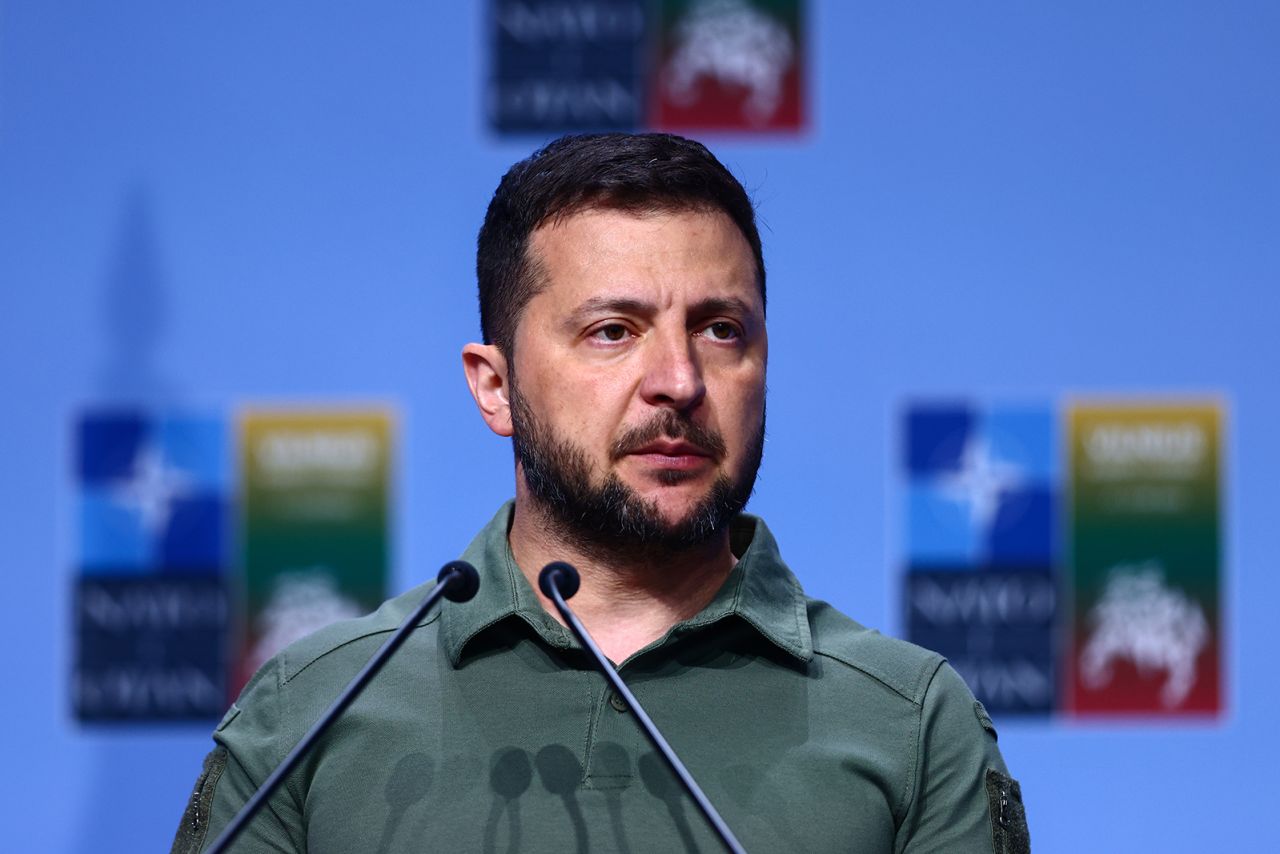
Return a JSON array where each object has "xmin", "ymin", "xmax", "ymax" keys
[
  {"xmin": 74, "ymin": 186, "xmax": 193, "ymax": 854},
  {"xmin": 96, "ymin": 186, "xmax": 175, "ymax": 403}
]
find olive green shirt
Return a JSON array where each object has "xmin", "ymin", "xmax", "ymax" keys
[{"xmin": 175, "ymin": 504, "xmax": 1029, "ymax": 853}]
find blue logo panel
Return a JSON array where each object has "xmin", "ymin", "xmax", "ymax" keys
[
  {"xmin": 73, "ymin": 410, "xmax": 231, "ymax": 722},
  {"xmin": 903, "ymin": 404, "xmax": 1056, "ymax": 569},
  {"xmin": 73, "ymin": 576, "xmax": 229, "ymax": 721},
  {"xmin": 77, "ymin": 412, "xmax": 228, "ymax": 574},
  {"xmin": 490, "ymin": 0, "xmax": 648, "ymax": 132},
  {"xmin": 902, "ymin": 402, "xmax": 1060, "ymax": 717},
  {"xmin": 905, "ymin": 569, "xmax": 1058, "ymax": 714}
]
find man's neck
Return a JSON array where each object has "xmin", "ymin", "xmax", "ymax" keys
[{"xmin": 507, "ymin": 495, "xmax": 738, "ymax": 664}]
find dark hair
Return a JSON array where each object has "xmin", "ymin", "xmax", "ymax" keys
[{"xmin": 476, "ymin": 132, "xmax": 765, "ymax": 356}]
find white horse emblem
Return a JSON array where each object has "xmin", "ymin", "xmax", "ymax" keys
[
  {"xmin": 663, "ymin": 0, "xmax": 794, "ymax": 124},
  {"xmin": 1080, "ymin": 562, "xmax": 1208, "ymax": 707}
]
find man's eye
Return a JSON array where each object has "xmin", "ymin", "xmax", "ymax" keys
[
  {"xmin": 592, "ymin": 324, "xmax": 630, "ymax": 342},
  {"xmin": 702, "ymin": 322, "xmax": 740, "ymax": 341}
]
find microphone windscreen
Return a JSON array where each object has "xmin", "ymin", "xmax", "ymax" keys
[
  {"xmin": 437, "ymin": 561, "xmax": 480, "ymax": 603},
  {"xmin": 538, "ymin": 561, "xmax": 580, "ymax": 600}
]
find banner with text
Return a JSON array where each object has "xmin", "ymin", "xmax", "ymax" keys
[
  {"xmin": 1067, "ymin": 404, "xmax": 1223, "ymax": 716},
  {"xmin": 488, "ymin": 0, "xmax": 806, "ymax": 134},
  {"xmin": 901, "ymin": 403, "xmax": 1059, "ymax": 715},
  {"xmin": 236, "ymin": 411, "xmax": 393, "ymax": 695},
  {"xmin": 73, "ymin": 411, "xmax": 230, "ymax": 722},
  {"xmin": 900, "ymin": 399, "xmax": 1225, "ymax": 720}
]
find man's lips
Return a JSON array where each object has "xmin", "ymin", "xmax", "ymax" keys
[
  {"xmin": 629, "ymin": 439, "xmax": 711, "ymax": 458},
  {"xmin": 625, "ymin": 439, "xmax": 714, "ymax": 470}
]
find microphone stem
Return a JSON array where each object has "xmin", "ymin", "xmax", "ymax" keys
[{"xmin": 547, "ymin": 584, "xmax": 748, "ymax": 854}]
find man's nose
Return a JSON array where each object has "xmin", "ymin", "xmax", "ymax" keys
[{"xmin": 638, "ymin": 329, "xmax": 706, "ymax": 412}]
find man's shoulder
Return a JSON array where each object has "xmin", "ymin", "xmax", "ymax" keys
[
  {"xmin": 804, "ymin": 598, "xmax": 945, "ymax": 708},
  {"xmin": 268, "ymin": 580, "xmax": 440, "ymax": 686}
]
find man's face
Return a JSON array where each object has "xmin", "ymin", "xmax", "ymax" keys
[{"xmin": 508, "ymin": 206, "xmax": 767, "ymax": 555}]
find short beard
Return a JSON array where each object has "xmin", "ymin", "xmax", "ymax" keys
[{"xmin": 509, "ymin": 376, "xmax": 764, "ymax": 565}]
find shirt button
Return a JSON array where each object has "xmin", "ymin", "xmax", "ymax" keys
[{"xmin": 608, "ymin": 691, "xmax": 628, "ymax": 713}]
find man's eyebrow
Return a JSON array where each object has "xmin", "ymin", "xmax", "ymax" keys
[
  {"xmin": 568, "ymin": 295, "xmax": 759, "ymax": 323},
  {"xmin": 566, "ymin": 296, "xmax": 657, "ymax": 326},
  {"xmin": 687, "ymin": 296, "xmax": 756, "ymax": 318}
]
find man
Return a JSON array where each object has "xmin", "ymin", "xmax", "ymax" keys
[{"xmin": 173, "ymin": 133, "xmax": 1029, "ymax": 853}]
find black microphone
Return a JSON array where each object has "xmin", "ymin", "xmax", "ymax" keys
[
  {"xmin": 206, "ymin": 560, "xmax": 480, "ymax": 854},
  {"xmin": 538, "ymin": 561, "xmax": 748, "ymax": 854}
]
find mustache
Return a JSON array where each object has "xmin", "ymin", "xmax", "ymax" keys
[{"xmin": 609, "ymin": 411, "xmax": 728, "ymax": 461}]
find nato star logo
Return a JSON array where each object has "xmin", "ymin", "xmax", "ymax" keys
[
  {"xmin": 109, "ymin": 444, "xmax": 194, "ymax": 534},
  {"xmin": 904, "ymin": 404, "xmax": 1056, "ymax": 568},
  {"xmin": 902, "ymin": 402, "xmax": 1061, "ymax": 714},
  {"xmin": 77, "ymin": 412, "xmax": 228, "ymax": 574}
]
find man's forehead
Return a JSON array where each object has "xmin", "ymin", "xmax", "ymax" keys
[
  {"xmin": 529, "ymin": 203, "xmax": 731, "ymax": 245},
  {"xmin": 539, "ymin": 197, "xmax": 714, "ymax": 229},
  {"xmin": 525, "ymin": 206, "xmax": 761, "ymax": 306}
]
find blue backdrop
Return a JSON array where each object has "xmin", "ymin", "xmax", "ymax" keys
[{"xmin": 2, "ymin": 2, "xmax": 1277, "ymax": 851}]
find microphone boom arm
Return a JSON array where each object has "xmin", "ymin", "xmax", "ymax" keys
[{"xmin": 540, "ymin": 562, "xmax": 748, "ymax": 854}]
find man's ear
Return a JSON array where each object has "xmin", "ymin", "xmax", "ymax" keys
[{"xmin": 461, "ymin": 343, "xmax": 514, "ymax": 438}]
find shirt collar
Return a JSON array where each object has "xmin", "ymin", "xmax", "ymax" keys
[
  {"xmin": 679, "ymin": 513, "xmax": 814, "ymax": 662},
  {"xmin": 439, "ymin": 502, "xmax": 814, "ymax": 666},
  {"xmin": 439, "ymin": 503, "xmax": 573, "ymax": 666}
]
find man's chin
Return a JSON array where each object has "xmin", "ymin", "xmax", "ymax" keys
[
  {"xmin": 625, "ymin": 483, "xmax": 717, "ymax": 521},
  {"xmin": 631, "ymin": 481, "xmax": 741, "ymax": 535}
]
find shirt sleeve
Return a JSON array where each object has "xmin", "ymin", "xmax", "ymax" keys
[
  {"xmin": 895, "ymin": 661, "xmax": 1030, "ymax": 854},
  {"xmin": 170, "ymin": 656, "xmax": 307, "ymax": 853}
]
